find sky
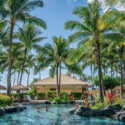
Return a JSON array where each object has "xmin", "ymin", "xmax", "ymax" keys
[{"xmin": 1, "ymin": 0, "xmax": 122, "ymax": 91}]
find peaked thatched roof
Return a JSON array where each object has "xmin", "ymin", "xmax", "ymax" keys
[
  {"xmin": 28, "ymin": 74, "xmax": 92, "ymax": 87},
  {"xmin": 113, "ymin": 85, "xmax": 125, "ymax": 90},
  {"xmin": 11, "ymin": 84, "xmax": 29, "ymax": 90},
  {"xmin": 0, "ymin": 85, "xmax": 6, "ymax": 90}
]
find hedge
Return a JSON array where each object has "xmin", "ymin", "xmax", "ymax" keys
[
  {"xmin": 0, "ymin": 92, "xmax": 45, "ymax": 99},
  {"xmin": 71, "ymin": 92, "xmax": 82, "ymax": 100}
]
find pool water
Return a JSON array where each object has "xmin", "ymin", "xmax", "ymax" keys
[{"xmin": 0, "ymin": 104, "xmax": 124, "ymax": 125}]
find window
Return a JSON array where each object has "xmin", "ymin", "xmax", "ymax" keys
[{"xmin": 50, "ymin": 88, "xmax": 56, "ymax": 91}]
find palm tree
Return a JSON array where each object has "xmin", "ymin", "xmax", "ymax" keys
[
  {"xmin": 64, "ymin": 0, "xmax": 111, "ymax": 102},
  {"xmin": 15, "ymin": 23, "xmax": 47, "ymax": 85},
  {"xmin": 0, "ymin": 46, "xmax": 24, "ymax": 73},
  {"xmin": 0, "ymin": 0, "xmax": 47, "ymax": 96},
  {"xmin": 31, "ymin": 78, "xmax": 39, "ymax": 83},
  {"xmin": 26, "ymin": 53, "xmax": 35, "ymax": 86},
  {"xmin": 34, "ymin": 36, "xmax": 70, "ymax": 97}
]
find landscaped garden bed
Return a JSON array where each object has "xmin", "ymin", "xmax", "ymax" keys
[
  {"xmin": 0, "ymin": 94, "xmax": 27, "ymax": 115},
  {"xmin": 69, "ymin": 96, "xmax": 125, "ymax": 122},
  {"xmin": 47, "ymin": 91, "xmax": 72, "ymax": 104}
]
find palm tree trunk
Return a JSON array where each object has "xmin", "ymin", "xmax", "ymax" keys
[
  {"xmin": 27, "ymin": 67, "xmax": 30, "ymax": 86},
  {"xmin": 124, "ymin": 62, "xmax": 125, "ymax": 84},
  {"xmin": 91, "ymin": 64, "xmax": 93, "ymax": 89},
  {"xmin": 104, "ymin": 67, "xmax": 106, "ymax": 75},
  {"xmin": 56, "ymin": 64, "xmax": 59, "ymax": 97},
  {"xmin": 39, "ymin": 71, "xmax": 41, "ymax": 80},
  {"xmin": 19, "ymin": 48, "xmax": 27, "ymax": 85},
  {"xmin": 7, "ymin": 24, "xmax": 14, "ymax": 96},
  {"xmin": 121, "ymin": 45, "xmax": 124, "ymax": 99},
  {"xmin": 116, "ymin": 70, "xmax": 118, "ymax": 78},
  {"xmin": 101, "ymin": 73, "xmax": 106, "ymax": 97},
  {"xmin": 96, "ymin": 40, "xmax": 104, "ymax": 103},
  {"xmin": 13, "ymin": 71, "xmax": 16, "ymax": 87},
  {"xmin": 17, "ymin": 72, "xmax": 20, "ymax": 85},
  {"xmin": 111, "ymin": 62, "xmax": 113, "ymax": 92},
  {"xmin": 59, "ymin": 63, "xmax": 61, "ymax": 93}
]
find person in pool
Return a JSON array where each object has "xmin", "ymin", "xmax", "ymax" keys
[
  {"xmin": 45, "ymin": 105, "xmax": 49, "ymax": 111},
  {"xmin": 76, "ymin": 103, "xmax": 79, "ymax": 108},
  {"xmin": 36, "ymin": 107, "xmax": 40, "ymax": 112}
]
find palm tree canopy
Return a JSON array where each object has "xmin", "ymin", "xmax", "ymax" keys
[{"xmin": 0, "ymin": 0, "xmax": 47, "ymax": 28}]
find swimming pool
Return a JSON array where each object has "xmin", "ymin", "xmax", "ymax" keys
[{"xmin": 0, "ymin": 104, "xmax": 124, "ymax": 125}]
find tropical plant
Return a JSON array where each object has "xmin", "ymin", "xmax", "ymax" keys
[
  {"xmin": 34, "ymin": 36, "xmax": 71, "ymax": 97},
  {"xmin": 31, "ymin": 78, "xmax": 39, "ymax": 83},
  {"xmin": 0, "ymin": 0, "xmax": 47, "ymax": 96},
  {"xmin": 64, "ymin": 0, "xmax": 111, "ymax": 102},
  {"xmin": 15, "ymin": 23, "xmax": 46, "ymax": 85}
]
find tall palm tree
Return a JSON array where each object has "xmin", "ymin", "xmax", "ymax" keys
[
  {"xmin": 26, "ymin": 53, "xmax": 35, "ymax": 86},
  {"xmin": 64, "ymin": 0, "xmax": 111, "ymax": 102},
  {"xmin": 0, "ymin": 0, "xmax": 47, "ymax": 96},
  {"xmin": 15, "ymin": 23, "xmax": 47, "ymax": 85},
  {"xmin": 34, "ymin": 36, "xmax": 70, "ymax": 97}
]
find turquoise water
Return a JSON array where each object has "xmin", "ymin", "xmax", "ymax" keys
[{"xmin": 0, "ymin": 104, "xmax": 124, "ymax": 125}]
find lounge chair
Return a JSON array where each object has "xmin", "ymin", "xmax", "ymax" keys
[
  {"xmin": 27, "ymin": 95, "xmax": 32, "ymax": 101},
  {"xmin": 23, "ymin": 94, "xmax": 28, "ymax": 101}
]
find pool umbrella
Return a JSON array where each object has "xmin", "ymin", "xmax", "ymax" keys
[
  {"xmin": 11, "ymin": 84, "xmax": 29, "ymax": 100},
  {"xmin": 0, "ymin": 85, "xmax": 6, "ymax": 90},
  {"xmin": 113, "ymin": 85, "xmax": 125, "ymax": 90}
]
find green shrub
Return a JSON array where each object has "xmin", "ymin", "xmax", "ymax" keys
[
  {"xmin": 47, "ymin": 91, "xmax": 70, "ymax": 102},
  {"xmin": 27, "ymin": 89, "xmax": 36, "ymax": 99},
  {"xmin": 53, "ymin": 97, "xmax": 62, "ymax": 102},
  {"xmin": 71, "ymin": 92, "xmax": 82, "ymax": 100},
  {"xmin": 91, "ymin": 96, "xmax": 125, "ymax": 109},
  {"xmin": 0, "ymin": 95, "xmax": 13, "ymax": 107},
  {"xmin": 38, "ymin": 93, "xmax": 45, "ymax": 98}
]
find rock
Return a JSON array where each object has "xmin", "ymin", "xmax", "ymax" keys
[
  {"xmin": 45, "ymin": 101, "xmax": 51, "ymax": 104},
  {"xmin": 120, "ymin": 106, "xmax": 125, "ymax": 112},
  {"xmin": 69, "ymin": 107, "xmax": 78, "ymax": 114},
  {"xmin": 4, "ymin": 107, "xmax": 17, "ymax": 113},
  {"xmin": 116, "ymin": 112, "xmax": 125, "ymax": 122},
  {"xmin": 70, "ymin": 101, "xmax": 75, "ymax": 104},
  {"xmin": 74, "ymin": 107, "xmax": 91, "ymax": 115},
  {"xmin": 104, "ymin": 105, "xmax": 113, "ymax": 110},
  {"xmin": 81, "ymin": 111, "xmax": 91, "ymax": 116},
  {"xmin": 0, "ymin": 107, "xmax": 5, "ymax": 115},
  {"xmin": 112, "ymin": 104, "xmax": 122, "ymax": 112},
  {"xmin": 15, "ymin": 105, "xmax": 27, "ymax": 111},
  {"xmin": 91, "ymin": 109, "xmax": 101, "ymax": 116},
  {"xmin": 100, "ymin": 109, "xmax": 115, "ymax": 116}
]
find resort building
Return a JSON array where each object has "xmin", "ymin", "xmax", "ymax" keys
[{"xmin": 28, "ymin": 74, "xmax": 92, "ymax": 99}]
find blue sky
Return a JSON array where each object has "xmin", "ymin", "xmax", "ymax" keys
[{"xmin": 1, "ymin": 0, "xmax": 94, "ymax": 91}]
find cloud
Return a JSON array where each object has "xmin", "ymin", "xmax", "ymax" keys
[
  {"xmin": 87, "ymin": 0, "xmax": 125, "ymax": 12},
  {"xmin": 44, "ymin": 67, "xmax": 51, "ymax": 70}
]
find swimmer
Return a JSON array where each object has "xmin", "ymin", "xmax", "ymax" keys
[
  {"xmin": 76, "ymin": 103, "xmax": 79, "ymax": 108},
  {"xmin": 45, "ymin": 105, "xmax": 49, "ymax": 111},
  {"xmin": 36, "ymin": 107, "xmax": 40, "ymax": 112}
]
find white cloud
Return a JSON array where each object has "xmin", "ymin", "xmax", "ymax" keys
[
  {"xmin": 44, "ymin": 67, "xmax": 51, "ymax": 70},
  {"xmin": 87, "ymin": 0, "xmax": 125, "ymax": 12}
]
